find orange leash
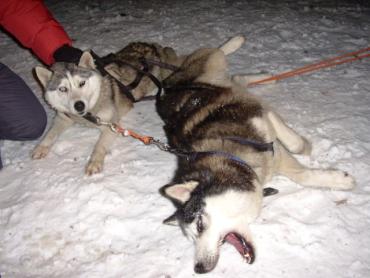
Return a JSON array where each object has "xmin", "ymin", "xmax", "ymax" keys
[
  {"xmin": 108, "ymin": 123, "xmax": 153, "ymax": 145},
  {"xmin": 125, "ymin": 129, "xmax": 153, "ymax": 145},
  {"xmin": 247, "ymin": 46, "xmax": 370, "ymax": 87}
]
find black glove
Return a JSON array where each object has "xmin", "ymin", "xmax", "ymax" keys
[{"xmin": 53, "ymin": 44, "xmax": 83, "ymax": 64}]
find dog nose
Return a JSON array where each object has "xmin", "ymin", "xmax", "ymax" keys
[
  {"xmin": 74, "ymin": 101, "xmax": 85, "ymax": 113},
  {"xmin": 194, "ymin": 263, "xmax": 208, "ymax": 274}
]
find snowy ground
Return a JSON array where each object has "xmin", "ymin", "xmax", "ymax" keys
[{"xmin": 1, "ymin": 0, "xmax": 370, "ymax": 277}]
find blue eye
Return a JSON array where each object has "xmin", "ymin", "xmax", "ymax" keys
[{"xmin": 59, "ymin": 86, "xmax": 68, "ymax": 93}]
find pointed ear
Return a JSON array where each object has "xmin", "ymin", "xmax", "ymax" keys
[
  {"xmin": 162, "ymin": 181, "xmax": 199, "ymax": 204},
  {"xmin": 78, "ymin": 51, "xmax": 96, "ymax": 69},
  {"xmin": 163, "ymin": 212, "xmax": 179, "ymax": 226},
  {"xmin": 34, "ymin": 66, "xmax": 52, "ymax": 88}
]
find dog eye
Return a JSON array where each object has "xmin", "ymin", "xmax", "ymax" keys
[
  {"xmin": 79, "ymin": 81, "xmax": 86, "ymax": 88},
  {"xmin": 59, "ymin": 86, "xmax": 68, "ymax": 93},
  {"xmin": 196, "ymin": 215, "xmax": 204, "ymax": 234}
]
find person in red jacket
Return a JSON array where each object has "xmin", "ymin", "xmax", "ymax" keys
[{"xmin": 0, "ymin": 0, "xmax": 83, "ymax": 169}]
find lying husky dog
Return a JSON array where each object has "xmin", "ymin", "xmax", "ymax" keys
[
  {"xmin": 157, "ymin": 36, "xmax": 355, "ymax": 273},
  {"xmin": 33, "ymin": 42, "xmax": 178, "ymax": 175}
]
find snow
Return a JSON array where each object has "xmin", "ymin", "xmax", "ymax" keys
[{"xmin": 1, "ymin": 0, "xmax": 370, "ymax": 277}]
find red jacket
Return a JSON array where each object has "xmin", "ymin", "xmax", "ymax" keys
[{"xmin": 0, "ymin": 0, "xmax": 72, "ymax": 65}]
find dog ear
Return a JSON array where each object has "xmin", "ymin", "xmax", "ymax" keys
[
  {"xmin": 163, "ymin": 212, "xmax": 179, "ymax": 226},
  {"xmin": 78, "ymin": 51, "xmax": 96, "ymax": 69},
  {"xmin": 162, "ymin": 181, "xmax": 199, "ymax": 204},
  {"xmin": 34, "ymin": 66, "xmax": 52, "ymax": 88}
]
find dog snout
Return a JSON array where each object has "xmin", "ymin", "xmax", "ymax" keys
[
  {"xmin": 194, "ymin": 238, "xmax": 220, "ymax": 273},
  {"xmin": 74, "ymin": 101, "xmax": 85, "ymax": 113},
  {"xmin": 194, "ymin": 258, "xmax": 218, "ymax": 274},
  {"xmin": 194, "ymin": 263, "xmax": 208, "ymax": 274}
]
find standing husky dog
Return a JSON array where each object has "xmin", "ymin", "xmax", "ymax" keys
[
  {"xmin": 157, "ymin": 36, "xmax": 355, "ymax": 273},
  {"xmin": 33, "ymin": 42, "xmax": 178, "ymax": 175}
]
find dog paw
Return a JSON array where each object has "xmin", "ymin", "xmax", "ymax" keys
[
  {"xmin": 85, "ymin": 160, "xmax": 103, "ymax": 175},
  {"xmin": 329, "ymin": 170, "xmax": 356, "ymax": 191},
  {"xmin": 32, "ymin": 145, "xmax": 50, "ymax": 159}
]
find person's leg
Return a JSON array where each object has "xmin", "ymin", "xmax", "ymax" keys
[
  {"xmin": 0, "ymin": 147, "xmax": 2, "ymax": 169},
  {"xmin": 0, "ymin": 62, "xmax": 47, "ymax": 169}
]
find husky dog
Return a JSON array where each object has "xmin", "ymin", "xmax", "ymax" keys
[
  {"xmin": 33, "ymin": 42, "xmax": 178, "ymax": 175},
  {"xmin": 157, "ymin": 36, "xmax": 355, "ymax": 273}
]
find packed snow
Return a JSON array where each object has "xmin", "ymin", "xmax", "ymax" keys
[{"xmin": 1, "ymin": 0, "xmax": 370, "ymax": 277}]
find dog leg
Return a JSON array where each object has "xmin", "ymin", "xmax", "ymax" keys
[
  {"xmin": 32, "ymin": 114, "xmax": 73, "ymax": 159},
  {"xmin": 85, "ymin": 127, "xmax": 117, "ymax": 175},
  {"xmin": 219, "ymin": 35, "xmax": 245, "ymax": 55},
  {"xmin": 196, "ymin": 50, "xmax": 230, "ymax": 87},
  {"xmin": 267, "ymin": 111, "xmax": 311, "ymax": 155},
  {"xmin": 277, "ymin": 146, "xmax": 355, "ymax": 190}
]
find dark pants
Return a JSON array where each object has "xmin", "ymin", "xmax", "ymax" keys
[{"xmin": 0, "ymin": 63, "xmax": 47, "ymax": 169}]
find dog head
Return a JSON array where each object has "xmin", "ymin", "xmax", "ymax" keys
[
  {"xmin": 161, "ymin": 173, "xmax": 262, "ymax": 273},
  {"xmin": 34, "ymin": 52, "xmax": 102, "ymax": 116}
]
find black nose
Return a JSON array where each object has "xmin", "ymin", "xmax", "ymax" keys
[
  {"xmin": 194, "ymin": 263, "xmax": 208, "ymax": 274},
  {"xmin": 74, "ymin": 101, "xmax": 85, "ymax": 113}
]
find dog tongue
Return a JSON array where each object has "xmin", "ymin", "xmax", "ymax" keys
[{"xmin": 224, "ymin": 232, "xmax": 255, "ymax": 264}]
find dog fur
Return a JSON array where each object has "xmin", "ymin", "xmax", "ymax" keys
[
  {"xmin": 157, "ymin": 36, "xmax": 355, "ymax": 273},
  {"xmin": 33, "ymin": 42, "xmax": 179, "ymax": 175}
]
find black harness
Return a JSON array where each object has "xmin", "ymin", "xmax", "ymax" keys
[{"xmin": 90, "ymin": 51, "xmax": 168, "ymax": 103}]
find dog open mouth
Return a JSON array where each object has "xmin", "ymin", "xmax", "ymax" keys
[{"xmin": 224, "ymin": 232, "xmax": 255, "ymax": 264}]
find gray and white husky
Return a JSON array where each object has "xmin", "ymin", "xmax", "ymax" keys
[
  {"xmin": 157, "ymin": 36, "xmax": 356, "ymax": 273},
  {"xmin": 33, "ymin": 42, "xmax": 178, "ymax": 175}
]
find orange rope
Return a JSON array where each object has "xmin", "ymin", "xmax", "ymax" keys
[
  {"xmin": 125, "ymin": 130, "xmax": 153, "ymax": 145},
  {"xmin": 247, "ymin": 46, "xmax": 370, "ymax": 87},
  {"xmin": 111, "ymin": 124, "xmax": 153, "ymax": 145}
]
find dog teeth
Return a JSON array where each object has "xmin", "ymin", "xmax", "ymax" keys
[{"xmin": 243, "ymin": 253, "xmax": 252, "ymax": 264}]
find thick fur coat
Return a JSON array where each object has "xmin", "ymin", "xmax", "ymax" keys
[{"xmin": 158, "ymin": 36, "xmax": 355, "ymax": 273}]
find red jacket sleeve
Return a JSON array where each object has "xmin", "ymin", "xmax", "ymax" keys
[{"xmin": 0, "ymin": 0, "xmax": 72, "ymax": 65}]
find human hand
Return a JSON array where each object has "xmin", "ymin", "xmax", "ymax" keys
[{"xmin": 53, "ymin": 44, "xmax": 83, "ymax": 64}]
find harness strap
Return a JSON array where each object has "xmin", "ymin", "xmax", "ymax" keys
[
  {"xmin": 93, "ymin": 51, "xmax": 166, "ymax": 102},
  {"xmin": 225, "ymin": 136, "xmax": 274, "ymax": 154},
  {"xmin": 123, "ymin": 60, "xmax": 149, "ymax": 91},
  {"xmin": 90, "ymin": 51, "xmax": 136, "ymax": 103},
  {"xmin": 104, "ymin": 57, "xmax": 151, "ymax": 92},
  {"xmin": 187, "ymin": 150, "xmax": 251, "ymax": 168},
  {"xmin": 142, "ymin": 57, "xmax": 179, "ymax": 71},
  {"xmin": 137, "ymin": 58, "xmax": 163, "ymax": 97},
  {"xmin": 156, "ymin": 83, "xmax": 224, "ymax": 104}
]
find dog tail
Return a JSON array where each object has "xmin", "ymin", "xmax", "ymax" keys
[{"xmin": 219, "ymin": 35, "xmax": 245, "ymax": 55}]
